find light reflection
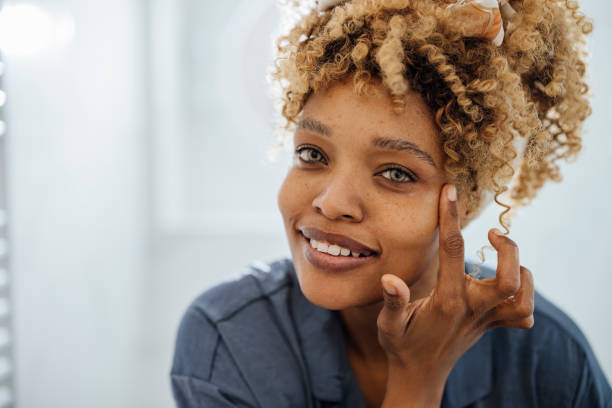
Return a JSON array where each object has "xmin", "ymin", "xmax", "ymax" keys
[
  {"xmin": 55, "ymin": 15, "xmax": 76, "ymax": 50},
  {"xmin": 0, "ymin": 91, "xmax": 5, "ymax": 108},
  {"xmin": 0, "ymin": 4, "xmax": 75, "ymax": 57}
]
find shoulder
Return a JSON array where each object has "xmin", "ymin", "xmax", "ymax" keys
[
  {"xmin": 170, "ymin": 257, "xmax": 310, "ymax": 407},
  {"xmin": 470, "ymin": 262, "xmax": 612, "ymax": 407},
  {"xmin": 187, "ymin": 257, "xmax": 294, "ymax": 324},
  {"xmin": 171, "ymin": 257, "xmax": 295, "ymax": 377}
]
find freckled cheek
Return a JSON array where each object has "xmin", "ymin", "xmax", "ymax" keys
[
  {"xmin": 277, "ymin": 170, "xmax": 315, "ymax": 219},
  {"xmin": 376, "ymin": 196, "xmax": 440, "ymax": 250}
]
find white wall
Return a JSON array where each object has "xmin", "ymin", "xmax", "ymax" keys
[
  {"xmin": 2, "ymin": 0, "xmax": 610, "ymax": 407},
  {"xmin": 4, "ymin": 0, "xmax": 148, "ymax": 407}
]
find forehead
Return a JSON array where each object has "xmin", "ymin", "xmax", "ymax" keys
[{"xmin": 299, "ymin": 78, "xmax": 444, "ymax": 163}]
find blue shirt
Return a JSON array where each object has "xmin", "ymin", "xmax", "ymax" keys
[{"xmin": 170, "ymin": 257, "xmax": 612, "ymax": 407}]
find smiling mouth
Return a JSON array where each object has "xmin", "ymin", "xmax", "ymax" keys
[
  {"xmin": 299, "ymin": 226, "xmax": 379, "ymax": 255},
  {"xmin": 298, "ymin": 231, "xmax": 378, "ymax": 272},
  {"xmin": 302, "ymin": 231, "xmax": 374, "ymax": 257}
]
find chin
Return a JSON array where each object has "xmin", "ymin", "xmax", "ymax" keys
[
  {"xmin": 301, "ymin": 286, "xmax": 353, "ymax": 311},
  {"xmin": 293, "ymin": 260, "xmax": 382, "ymax": 310}
]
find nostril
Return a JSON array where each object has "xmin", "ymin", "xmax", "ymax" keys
[{"xmin": 311, "ymin": 190, "xmax": 364, "ymax": 222}]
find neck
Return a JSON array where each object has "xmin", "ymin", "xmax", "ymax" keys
[
  {"xmin": 340, "ymin": 300, "xmax": 387, "ymax": 363},
  {"xmin": 339, "ymin": 258, "xmax": 439, "ymax": 364}
]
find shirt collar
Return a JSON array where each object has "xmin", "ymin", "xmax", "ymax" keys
[{"xmin": 290, "ymin": 260, "xmax": 494, "ymax": 406}]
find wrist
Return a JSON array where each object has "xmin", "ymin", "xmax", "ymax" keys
[{"xmin": 381, "ymin": 362, "xmax": 448, "ymax": 408}]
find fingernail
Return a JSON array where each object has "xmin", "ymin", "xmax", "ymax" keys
[
  {"xmin": 447, "ymin": 185, "xmax": 457, "ymax": 202},
  {"xmin": 492, "ymin": 228, "xmax": 504, "ymax": 236},
  {"xmin": 382, "ymin": 280, "xmax": 397, "ymax": 296}
]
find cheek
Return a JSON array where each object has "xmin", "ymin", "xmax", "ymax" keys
[
  {"xmin": 277, "ymin": 169, "xmax": 312, "ymax": 221},
  {"xmin": 376, "ymin": 191, "xmax": 439, "ymax": 250}
]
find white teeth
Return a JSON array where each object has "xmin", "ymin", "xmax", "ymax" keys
[
  {"xmin": 309, "ymin": 238, "xmax": 354, "ymax": 257},
  {"xmin": 351, "ymin": 251, "xmax": 360, "ymax": 257},
  {"xmin": 328, "ymin": 245, "xmax": 341, "ymax": 256}
]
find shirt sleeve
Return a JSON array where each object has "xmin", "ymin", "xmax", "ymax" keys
[
  {"xmin": 171, "ymin": 375, "xmax": 256, "ymax": 408},
  {"xmin": 170, "ymin": 305, "xmax": 259, "ymax": 408},
  {"xmin": 571, "ymin": 347, "xmax": 612, "ymax": 408}
]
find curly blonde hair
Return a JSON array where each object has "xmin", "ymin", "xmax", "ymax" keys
[{"xmin": 269, "ymin": 0, "xmax": 592, "ymax": 231}]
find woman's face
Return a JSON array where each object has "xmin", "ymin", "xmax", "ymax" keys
[{"xmin": 277, "ymin": 77, "xmax": 449, "ymax": 310}]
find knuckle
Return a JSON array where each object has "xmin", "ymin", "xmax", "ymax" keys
[
  {"xmin": 516, "ymin": 302, "xmax": 533, "ymax": 318},
  {"xmin": 497, "ymin": 275, "xmax": 520, "ymax": 297},
  {"xmin": 376, "ymin": 316, "xmax": 396, "ymax": 338},
  {"xmin": 384, "ymin": 296, "xmax": 404, "ymax": 312},
  {"xmin": 378, "ymin": 326, "xmax": 395, "ymax": 339},
  {"xmin": 449, "ymin": 200, "xmax": 459, "ymax": 218},
  {"xmin": 520, "ymin": 266, "xmax": 534, "ymax": 282},
  {"xmin": 443, "ymin": 233, "xmax": 465, "ymax": 258},
  {"xmin": 520, "ymin": 316, "xmax": 535, "ymax": 329}
]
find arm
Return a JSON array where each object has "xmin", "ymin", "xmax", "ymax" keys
[
  {"xmin": 572, "ymin": 346, "xmax": 612, "ymax": 408},
  {"xmin": 170, "ymin": 307, "xmax": 258, "ymax": 408}
]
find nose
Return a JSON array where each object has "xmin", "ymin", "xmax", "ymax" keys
[{"xmin": 311, "ymin": 170, "xmax": 365, "ymax": 222}]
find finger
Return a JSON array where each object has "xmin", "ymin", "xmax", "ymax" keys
[
  {"xmin": 488, "ymin": 228, "xmax": 521, "ymax": 300},
  {"xmin": 436, "ymin": 184, "xmax": 466, "ymax": 299},
  {"xmin": 377, "ymin": 274, "xmax": 413, "ymax": 338},
  {"xmin": 481, "ymin": 266, "xmax": 534, "ymax": 325},
  {"xmin": 487, "ymin": 315, "xmax": 535, "ymax": 330}
]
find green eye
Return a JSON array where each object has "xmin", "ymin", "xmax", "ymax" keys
[
  {"xmin": 380, "ymin": 168, "xmax": 416, "ymax": 183},
  {"xmin": 296, "ymin": 146, "xmax": 325, "ymax": 163},
  {"xmin": 294, "ymin": 147, "xmax": 416, "ymax": 185}
]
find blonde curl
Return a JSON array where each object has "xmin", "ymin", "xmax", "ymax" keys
[{"xmin": 270, "ymin": 0, "xmax": 592, "ymax": 232}]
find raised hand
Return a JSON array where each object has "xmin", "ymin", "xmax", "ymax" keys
[{"xmin": 378, "ymin": 184, "xmax": 534, "ymax": 408}]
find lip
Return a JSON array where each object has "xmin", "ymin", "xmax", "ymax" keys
[
  {"xmin": 299, "ymin": 231, "xmax": 378, "ymax": 273},
  {"xmin": 299, "ymin": 227, "xmax": 379, "ymax": 255}
]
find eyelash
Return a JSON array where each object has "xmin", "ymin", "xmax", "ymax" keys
[{"xmin": 294, "ymin": 145, "xmax": 417, "ymax": 184}]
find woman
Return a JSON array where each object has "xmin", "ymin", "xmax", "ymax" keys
[{"xmin": 170, "ymin": 0, "xmax": 612, "ymax": 406}]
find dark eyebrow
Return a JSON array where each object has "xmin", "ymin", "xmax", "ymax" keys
[
  {"xmin": 372, "ymin": 137, "xmax": 437, "ymax": 168},
  {"xmin": 296, "ymin": 117, "xmax": 437, "ymax": 169},
  {"xmin": 296, "ymin": 118, "xmax": 332, "ymax": 136}
]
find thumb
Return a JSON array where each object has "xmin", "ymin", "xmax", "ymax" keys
[{"xmin": 377, "ymin": 274, "xmax": 412, "ymax": 338}]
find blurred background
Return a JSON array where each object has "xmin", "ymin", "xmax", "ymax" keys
[{"xmin": 0, "ymin": 0, "xmax": 609, "ymax": 407}]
